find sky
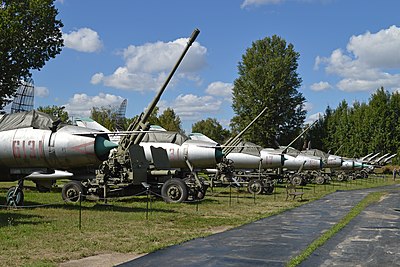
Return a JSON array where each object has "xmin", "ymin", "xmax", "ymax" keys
[{"xmin": 14, "ymin": 0, "xmax": 400, "ymax": 132}]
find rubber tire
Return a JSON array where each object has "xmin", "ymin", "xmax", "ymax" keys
[
  {"xmin": 291, "ymin": 176, "xmax": 303, "ymax": 186},
  {"xmin": 62, "ymin": 181, "xmax": 84, "ymax": 203},
  {"xmin": 247, "ymin": 180, "xmax": 263, "ymax": 195},
  {"xmin": 264, "ymin": 184, "xmax": 274, "ymax": 194},
  {"xmin": 315, "ymin": 176, "xmax": 325, "ymax": 185},
  {"xmin": 360, "ymin": 171, "xmax": 368, "ymax": 179},
  {"xmin": 6, "ymin": 186, "xmax": 24, "ymax": 206},
  {"xmin": 161, "ymin": 178, "xmax": 188, "ymax": 203}
]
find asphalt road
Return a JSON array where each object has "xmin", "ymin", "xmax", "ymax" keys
[
  {"xmin": 119, "ymin": 184, "xmax": 400, "ymax": 267},
  {"xmin": 300, "ymin": 187, "xmax": 400, "ymax": 266}
]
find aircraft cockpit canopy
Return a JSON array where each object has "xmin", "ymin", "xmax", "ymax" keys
[{"xmin": 231, "ymin": 141, "xmax": 262, "ymax": 156}]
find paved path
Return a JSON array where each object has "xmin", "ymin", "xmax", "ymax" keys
[
  {"xmin": 119, "ymin": 185, "xmax": 399, "ymax": 267},
  {"xmin": 300, "ymin": 187, "xmax": 400, "ymax": 267}
]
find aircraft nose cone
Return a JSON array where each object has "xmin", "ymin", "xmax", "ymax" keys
[
  {"xmin": 95, "ymin": 136, "xmax": 118, "ymax": 159},
  {"xmin": 281, "ymin": 154, "xmax": 287, "ymax": 166}
]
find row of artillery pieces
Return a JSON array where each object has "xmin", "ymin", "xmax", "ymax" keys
[{"xmin": 208, "ymin": 168, "xmax": 375, "ymax": 197}]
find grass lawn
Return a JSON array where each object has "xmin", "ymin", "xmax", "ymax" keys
[{"xmin": 0, "ymin": 175, "xmax": 396, "ymax": 266}]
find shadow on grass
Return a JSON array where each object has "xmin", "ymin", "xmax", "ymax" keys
[
  {"xmin": 39, "ymin": 202, "xmax": 178, "ymax": 214},
  {"xmin": 0, "ymin": 196, "xmax": 177, "ymax": 214},
  {"xmin": 0, "ymin": 212, "xmax": 48, "ymax": 227}
]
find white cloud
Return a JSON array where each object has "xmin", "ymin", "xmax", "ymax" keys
[
  {"xmin": 92, "ymin": 37, "xmax": 207, "ymax": 91},
  {"xmin": 35, "ymin": 86, "xmax": 49, "ymax": 97},
  {"xmin": 241, "ymin": 0, "xmax": 283, "ymax": 8},
  {"xmin": 241, "ymin": 0, "xmax": 331, "ymax": 8},
  {"xmin": 303, "ymin": 102, "xmax": 313, "ymax": 112},
  {"xmin": 63, "ymin": 28, "xmax": 103, "ymax": 53},
  {"xmin": 64, "ymin": 93, "xmax": 125, "ymax": 118},
  {"xmin": 160, "ymin": 94, "xmax": 222, "ymax": 120},
  {"xmin": 305, "ymin": 112, "xmax": 323, "ymax": 125},
  {"xmin": 310, "ymin": 81, "xmax": 332, "ymax": 91},
  {"xmin": 315, "ymin": 25, "xmax": 400, "ymax": 92},
  {"xmin": 347, "ymin": 25, "xmax": 400, "ymax": 69},
  {"xmin": 205, "ymin": 81, "xmax": 233, "ymax": 101}
]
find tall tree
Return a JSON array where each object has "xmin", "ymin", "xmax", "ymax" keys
[
  {"xmin": 367, "ymin": 87, "xmax": 391, "ymax": 153},
  {"xmin": 37, "ymin": 105, "xmax": 70, "ymax": 123},
  {"xmin": 231, "ymin": 35, "xmax": 305, "ymax": 147},
  {"xmin": 192, "ymin": 118, "xmax": 231, "ymax": 144},
  {"xmin": 0, "ymin": 0, "xmax": 63, "ymax": 108},
  {"xmin": 310, "ymin": 87, "xmax": 399, "ymax": 163},
  {"xmin": 158, "ymin": 108, "xmax": 183, "ymax": 133}
]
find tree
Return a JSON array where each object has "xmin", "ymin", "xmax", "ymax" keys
[
  {"xmin": 231, "ymin": 35, "xmax": 305, "ymax": 148},
  {"xmin": 37, "ymin": 105, "xmax": 70, "ymax": 123},
  {"xmin": 310, "ymin": 87, "xmax": 399, "ymax": 163},
  {"xmin": 90, "ymin": 107, "xmax": 118, "ymax": 131},
  {"xmin": 0, "ymin": 0, "xmax": 63, "ymax": 108},
  {"xmin": 192, "ymin": 118, "xmax": 231, "ymax": 144},
  {"xmin": 126, "ymin": 106, "xmax": 160, "ymax": 130},
  {"xmin": 158, "ymin": 108, "xmax": 183, "ymax": 133}
]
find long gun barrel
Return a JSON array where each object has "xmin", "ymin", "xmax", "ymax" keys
[
  {"xmin": 119, "ymin": 29, "xmax": 200, "ymax": 152},
  {"xmin": 222, "ymin": 106, "xmax": 268, "ymax": 155},
  {"xmin": 282, "ymin": 119, "xmax": 319, "ymax": 154}
]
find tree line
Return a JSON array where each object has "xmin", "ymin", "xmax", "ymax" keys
[{"xmin": 307, "ymin": 87, "xmax": 400, "ymax": 163}]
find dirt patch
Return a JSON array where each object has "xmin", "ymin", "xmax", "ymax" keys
[
  {"xmin": 209, "ymin": 225, "xmax": 232, "ymax": 234},
  {"xmin": 59, "ymin": 252, "xmax": 146, "ymax": 267}
]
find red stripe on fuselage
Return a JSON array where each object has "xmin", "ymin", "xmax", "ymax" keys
[{"xmin": 69, "ymin": 141, "xmax": 95, "ymax": 155}]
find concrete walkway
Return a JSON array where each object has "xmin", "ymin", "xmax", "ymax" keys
[{"xmin": 119, "ymin": 185, "xmax": 400, "ymax": 267}]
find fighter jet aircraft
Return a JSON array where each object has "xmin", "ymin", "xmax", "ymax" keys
[{"xmin": 0, "ymin": 110, "xmax": 118, "ymax": 206}]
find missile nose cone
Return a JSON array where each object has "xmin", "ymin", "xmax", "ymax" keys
[{"xmin": 95, "ymin": 136, "xmax": 119, "ymax": 159}]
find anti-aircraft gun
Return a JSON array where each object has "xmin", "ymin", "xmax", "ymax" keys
[{"xmin": 64, "ymin": 29, "xmax": 201, "ymax": 203}]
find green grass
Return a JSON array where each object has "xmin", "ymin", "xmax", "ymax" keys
[
  {"xmin": 286, "ymin": 190, "xmax": 387, "ymax": 267},
  {"xmin": 0, "ymin": 175, "xmax": 396, "ymax": 266}
]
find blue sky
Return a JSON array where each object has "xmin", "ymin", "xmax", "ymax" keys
[{"xmin": 24, "ymin": 0, "xmax": 400, "ymax": 132}]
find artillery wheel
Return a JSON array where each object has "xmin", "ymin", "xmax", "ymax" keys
[
  {"xmin": 360, "ymin": 171, "xmax": 368, "ymax": 179},
  {"xmin": 247, "ymin": 180, "xmax": 263, "ymax": 195},
  {"xmin": 336, "ymin": 173, "xmax": 345, "ymax": 181},
  {"xmin": 62, "ymin": 181, "xmax": 84, "ymax": 203},
  {"xmin": 6, "ymin": 187, "xmax": 24, "ymax": 207},
  {"xmin": 263, "ymin": 184, "xmax": 274, "ymax": 194},
  {"xmin": 291, "ymin": 175, "xmax": 303, "ymax": 186},
  {"xmin": 315, "ymin": 176, "xmax": 325, "ymax": 185},
  {"xmin": 161, "ymin": 178, "xmax": 188, "ymax": 203}
]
